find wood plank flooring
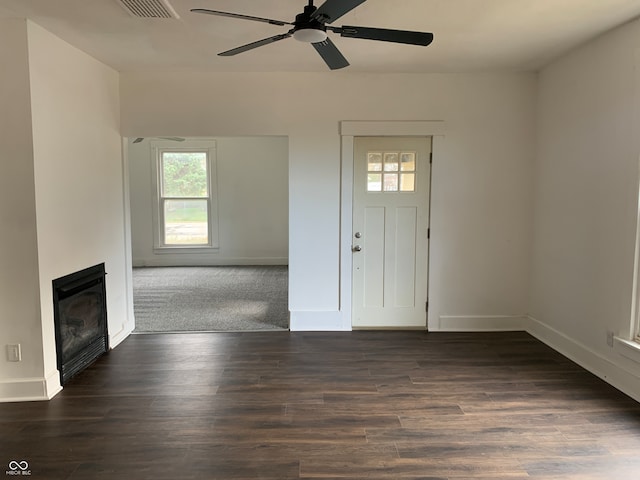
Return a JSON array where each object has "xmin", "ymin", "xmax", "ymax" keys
[{"xmin": 2, "ymin": 331, "xmax": 640, "ymax": 479}]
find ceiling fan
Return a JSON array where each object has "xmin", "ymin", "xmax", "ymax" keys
[
  {"xmin": 132, "ymin": 137, "xmax": 185, "ymax": 143},
  {"xmin": 191, "ymin": 0, "xmax": 434, "ymax": 70}
]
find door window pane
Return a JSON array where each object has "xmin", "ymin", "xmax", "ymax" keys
[
  {"xmin": 400, "ymin": 173, "xmax": 415, "ymax": 191},
  {"xmin": 368, "ymin": 153, "xmax": 383, "ymax": 172},
  {"xmin": 383, "ymin": 174, "xmax": 399, "ymax": 192},
  {"xmin": 400, "ymin": 153, "xmax": 416, "ymax": 171},
  {"xmin": 368, "ymin": 173, "xmax": 382, "ymax": 192},
  {"xmin": 384, "ymin": 153, "xmax": 399, "ymax": 172}
]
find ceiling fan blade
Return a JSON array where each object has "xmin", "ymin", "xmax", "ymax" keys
[
  {"xmin": 132, "ymin": 137, "xmax": 185, "ymax": 143},
  {"xmin": 159, "ymin": 137, "xmax": 185, "ymax": 142},
  {"xmin": 191, "ymin": 9, "xmax": 292, "ymax": 26},
  {"xmin": 334, "ymin": 25, "xmax": 434, "ymax": 46},
  {"xmin": 219, "ymin": 32, "xmax": 293, "ymax": 56},
  {"xmin": 312, "ymin": 38, "xmax": 349, "ymax": 70},
  {"xmin": 311, "ymin": 0, "xmax": 367, "ymax": 24}
]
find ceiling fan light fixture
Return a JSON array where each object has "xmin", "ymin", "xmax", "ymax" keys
[{"xmin": 293, "ymin": 28, "xmax": 328, "ymax": 43}]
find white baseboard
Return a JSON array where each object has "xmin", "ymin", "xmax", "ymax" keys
[
  {"xmin": 133, "ymin": 257, "xmax": 288, "ymax": 267},
  {"xmin": 526, "ymin": 316, "xmax": 640, "ymax": 403},
  {"xmin": 290, "ymin": 313, "xmax": 525, "ymax": 332},
  {"xmin": 434, "ymin": 315, "xmax": 526, "ymax": 332},
  {"xmin": 109, "ymin": 321, "xmax": 134, "ymax": 349},
  {"xmin": 0, "ymin": 370, "xmax": 61, "ymax": 403},
  {"xmin": 44, "ymin": 370, "xmax": 63, "ymax": 399},
  {"xmin": 289, "ymin": 310, "xmax": 351, "ymax": 331}
]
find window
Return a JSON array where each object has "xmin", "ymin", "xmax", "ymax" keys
[
  {"xmin": 152, "ymin": 141, "xmax": 218, "ymax": 249},
  {"xmin": 367, "ymin": 151, "xmax": 417, "ymax": 192},
  {"xmin": 628, "ymin": 164, "xmax": 640, "ymax": 350}
]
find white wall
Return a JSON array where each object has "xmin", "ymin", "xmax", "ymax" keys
[
  {"xmin": 129, "ymin": 136, "xmax": 289, "ymax": 266},
  {"xmin": 530, "ymin": 17, "xmax": 640, "ymax": 400},
  {"xmin": 0, "ymin": 19, "xmax": 45, "ymax": 400},
  {"xmin": 27, "ymin": 21, "xmax": 131, "ymax": 392},
  {"xmin": 121, "ymin": 72, "xmax": 537, "ymax": 328},
  {"xmin": 0, "ymin": 20, "xmax": 131, "ymax": 402}
]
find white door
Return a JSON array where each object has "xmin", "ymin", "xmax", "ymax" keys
[{"xmin": 352, "ymin": 136, "xmax": 431, "ymax": 328}]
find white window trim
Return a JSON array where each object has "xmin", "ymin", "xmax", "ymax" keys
[
  {"xmin": 629, "ymin": 154, "xmax": 640, "ymax": 344},
  {"xmin": 614, "ymin": 336, "xmax": 640, "ymax": 364},
  {"xmin": 151, "ymin": 139, "xmax": 219, "ymax": 252}
]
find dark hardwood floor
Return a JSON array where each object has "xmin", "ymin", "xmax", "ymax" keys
[{"xmin": 2, "ymin": 331, "xmax": 640, "ymax": 479}]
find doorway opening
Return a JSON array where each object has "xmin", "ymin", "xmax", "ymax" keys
[
  {"xmin": 352, "ymin": 136, "xmax": 431, "ymax": 329},
  {"xmin": 339, "ymin": 121, "xmax": 446, "ymax": 331},
  {"xmin": 127, "ymin": 136, "xmax": 289, "ymax": 332}
]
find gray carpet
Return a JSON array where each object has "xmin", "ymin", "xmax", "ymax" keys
[{"xmin": 132, "ymin": 266, "xmax": 289, "ymax": 332}]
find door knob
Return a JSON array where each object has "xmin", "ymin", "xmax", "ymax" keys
[{"xmin": 352, "ymin": 245, "xmax": 362, "ymax": 252}]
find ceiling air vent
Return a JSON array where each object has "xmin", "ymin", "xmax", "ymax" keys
[{"xmin": 116, "ymin": 0, "xmax": 179, "ymax": 19}]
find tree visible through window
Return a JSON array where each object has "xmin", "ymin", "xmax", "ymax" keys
[{"xmin": 160, "ymin": 151, "xmax": 210, "ymax": 245}]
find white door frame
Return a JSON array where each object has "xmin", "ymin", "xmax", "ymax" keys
[{"xmin": 339, "ymin": 121, "xmax": 447, "ymax": 330}]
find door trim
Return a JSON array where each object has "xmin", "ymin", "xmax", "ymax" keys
[{"xmin": 339, "ymin": 121, "xmax": 447, "ymax": 330}]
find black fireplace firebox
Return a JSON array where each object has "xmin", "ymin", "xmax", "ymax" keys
[{"xmin": 52, "ymin": 263, "xmax": 109, "ymax": 385}]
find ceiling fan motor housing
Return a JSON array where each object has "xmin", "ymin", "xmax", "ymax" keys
[{"xmin": 293, "ymin": 5, "xmax": 328, "ymax": 43}]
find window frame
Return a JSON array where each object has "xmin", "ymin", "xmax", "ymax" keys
[
  {"xmin": 631, "ymin": 160, "xmax": 640, "ymax": 343},
  {"xmin": 616, "ymin": 159, "xmax": 640, "ymax": 363},
  {"xmin": 151, "ymin": 140, "xmax": 219, "ymax": 252}
]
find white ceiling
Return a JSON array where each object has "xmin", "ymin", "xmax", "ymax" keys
[{"xmin": 1, "ymin": 0, "xmax": 639, "ymax": 73}]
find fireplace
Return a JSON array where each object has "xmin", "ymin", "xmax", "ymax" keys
[{"xmin": 52, "ymin": 263, "xmax": 109, "ymax": 385}]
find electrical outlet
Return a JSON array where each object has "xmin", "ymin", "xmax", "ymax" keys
[
  {"xmin": 7, "ymin": 344, "xmax": 21, "ymax": 362},
  {"xmin": 606, "ymin": 331, "xmax": 614, "ymax": 348}
]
